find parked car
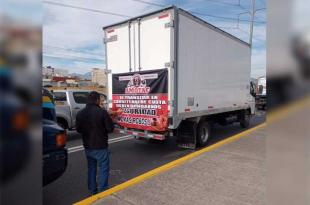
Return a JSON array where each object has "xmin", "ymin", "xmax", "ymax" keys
[
  {"xmin": 43, "ymin": 89, "xmax": 67, "ymax": 186},
  {"xmin": 53, "ymin": 90, "xmax": 107, "ymax": 130}
]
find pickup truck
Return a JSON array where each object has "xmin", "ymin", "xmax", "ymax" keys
[{"xmin": 53, "ymin": 90, "xmax": 106, "ymax": 130}]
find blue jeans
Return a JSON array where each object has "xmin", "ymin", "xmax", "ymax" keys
[{"xmin": 85, "ymin": 149, "xmax": 110, "ymax": 195}]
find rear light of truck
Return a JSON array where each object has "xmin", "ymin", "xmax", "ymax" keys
[
  {"xmin": 158, "ymin": 13, "xmax": 169, "ymax": 19},
  {"xmin": 56, "ymin": 132, "xmax": 67, "ymax": 147},
  {"xmin": 137, "ymin": 133, "xmax": 145, "ymax": 137},
  {"xmin": 153, "ymin": 135, "xmax": 165, "ymax": 140}
]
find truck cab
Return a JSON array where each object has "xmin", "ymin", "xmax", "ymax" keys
[{"xmin": 255, "ymin": 76, "xmax": 267, "ymax": 110}]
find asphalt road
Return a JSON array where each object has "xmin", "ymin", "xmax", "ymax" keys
[{"xmin": 43, "ymin": 112, "xmax": 265, "ymax": 205}]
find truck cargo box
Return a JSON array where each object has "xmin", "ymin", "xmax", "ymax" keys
[{"xmin": 103, "ymin": 6, "xmax": 254, "ymax": 136}]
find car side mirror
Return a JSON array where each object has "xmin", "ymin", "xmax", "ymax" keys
[{"xmin": 250, "ymin": 90, "xmax": 256, "ymax": 97}]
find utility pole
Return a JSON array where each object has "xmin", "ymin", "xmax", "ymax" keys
[
  {"xmin": 238, "ymin": 0, "xmax": 265, "ymax": 47},
  {"xmin": 249, "ymin": 0, "xmax": 256, "ymax": 48}
]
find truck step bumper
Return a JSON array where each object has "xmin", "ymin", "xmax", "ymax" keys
[{"xmin": 114, "ymin": 128, "xmax": 166, "ymax": 141}]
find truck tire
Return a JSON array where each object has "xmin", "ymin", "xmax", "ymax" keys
[
  {"xmin": 197, "ymin": 121, "xmax": 210, "ymax": 147},
  {"xmin": 263, "ymin": 104, "xmax": 267, "ymax": 111},
  {"xmin": 239, "ymin": 110, "xmax": 250, "ymax": 128}
]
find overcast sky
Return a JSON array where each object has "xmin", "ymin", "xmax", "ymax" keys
[{"xmin": 42, "ymin": 0, "xmax": 266, "ymax": 77}]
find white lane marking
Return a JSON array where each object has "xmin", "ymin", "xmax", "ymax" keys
[
  {"xmin": 68, "ymin": 135, "xmax": 134, "ymax": 154},
  {"xmin": 68, "ymin": 135, "xmax": 133, "ymax": 150},
  {"xmin": 68, "ymin": 135, "xmax": 133, "ymax": 151},
  {"xmin": 68, "ymin": 136, "xmax": 133, "ymax": 153}
]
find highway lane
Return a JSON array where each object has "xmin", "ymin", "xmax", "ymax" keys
[{"xmin": 43, "ymin": 112, "xmax": 265, "ymax": 205}]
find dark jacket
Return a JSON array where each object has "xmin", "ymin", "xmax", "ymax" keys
[{"xmin": 76, "ymin": 103, "xmax": 114, "ymax": 149}]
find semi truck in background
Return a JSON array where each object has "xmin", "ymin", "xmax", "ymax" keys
[
  {"xmin": 255, "ymin": 76, "xmax": 267, "ymax": 110},
  {"xmin": 103, "ymin": 6, "xmax": 255, "ymax": 149}
]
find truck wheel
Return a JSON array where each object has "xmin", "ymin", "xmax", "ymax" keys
[
  {"xmin": 197, "ymin": 121, "xmax": 210, "ymax": 147},
  {"xmin": 240, "ymin": 110, "xmax": 250, "ymax": 128}
]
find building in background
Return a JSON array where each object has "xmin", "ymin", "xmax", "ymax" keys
[
  {"xmin": 42, "ymin": 66, "xmax": 69, "ymax": 77},
  {"xmin": 42, "ymin": 66, "xmax": 54, "ymax": 79},
  {"xmin": 42, "ymin": 67, "xmax": 107, "ymax": 92},
  {"xmin": 54, "ymin": 68, "xmax": 69, "ymax": 77},
  {"xmin": 78, "ymin": 79, "xmax": 95, "ymax": 87},
  {"xmin": 42, "ymin": 78, "xmax": 53, "ymax": 87},
  {"xmin": 91, "ymin": 68, "xmax": 107, "ymax": 87},
  {"xmin": 50, "ymin": 76, "xmax": 78, "ymax": 87}
]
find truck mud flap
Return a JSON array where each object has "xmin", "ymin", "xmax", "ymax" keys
[{"xmin": 177, "ymin": 121, "xmax": 197, "ymax": 149}]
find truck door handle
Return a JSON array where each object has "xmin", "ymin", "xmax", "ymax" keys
[{"xmin": 74, "ymin": 107, "xmax": 80, "ymax": 109}]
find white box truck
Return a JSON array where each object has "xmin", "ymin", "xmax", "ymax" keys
[{"xmin": 103, "ymin": 6, "xmax": 255, "ymax": 148}]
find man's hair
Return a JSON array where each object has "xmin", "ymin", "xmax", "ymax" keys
[{"xmin": 88, "ymin": 91, "xmax": 100, "ymax": 104}]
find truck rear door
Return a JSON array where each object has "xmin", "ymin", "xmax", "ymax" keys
[{"xmin": 104, "ymin": 8, "xmax": 175, "ymax": 132}]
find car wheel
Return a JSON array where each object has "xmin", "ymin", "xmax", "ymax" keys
[{"xmin": 57, "ymin": 119, "xmax": 67, "ymax": 130}]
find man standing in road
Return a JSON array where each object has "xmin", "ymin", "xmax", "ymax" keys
[{"xmin": 76, "ymin": 91, "xmax": 114, "ymax": 195}]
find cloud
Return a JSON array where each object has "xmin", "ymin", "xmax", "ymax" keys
[
  {"xmin": 43, "ymin": 0, "xmax": 162, "ymax": 71},
  {"xmin": 251, "ymin": 48, "xmax": 266, "ymax": 78},
  {"xmin": 43, "ymin": 0, "xmax": 160, "ymax": 47},
  {"xmin": 2, "ymin": 0, "xmax": 42, "ymax": 24},
  {"xmin": 71, "ymin": 61, "xmax": 105, "ymax": 73},
  {"xmin": 43, "ymin": 0, "xmax": 266, "ymax": 76},
  {"xmin": 43, "ymin": 45, "xmax": 104, "ymax": 61}
]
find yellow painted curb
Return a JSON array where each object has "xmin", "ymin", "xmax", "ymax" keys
[
  {"xmin": 74, "ymin": 122, "xmax": 266, "ymax": 205},
  {"xmin": 267, "ymin": 96, "xmax": 310, "ymax": 123}
]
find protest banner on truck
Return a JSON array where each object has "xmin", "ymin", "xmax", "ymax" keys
[{"xmin": 112, "ymin": 69, "xmax": 168, "ymax": 132}]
